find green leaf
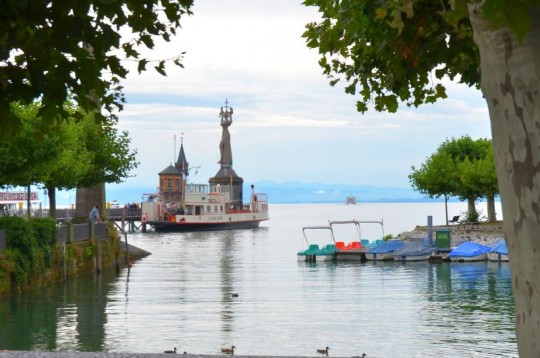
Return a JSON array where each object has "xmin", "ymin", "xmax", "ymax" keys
[
  {"xmin": 154, "ymin": 60, "xmax": 166, "ymax": 76},
  {"xmin": 355, "ymin": 101, "xmax": 368, "ymax": 113},
  {"xmin": 137, "ymin": 59, "xmax": 148, "ymax": 74}
]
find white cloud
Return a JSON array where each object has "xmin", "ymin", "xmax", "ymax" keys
[{"xmin": 111, "ymin": 0, "xmax": 492, "ymax": 191}]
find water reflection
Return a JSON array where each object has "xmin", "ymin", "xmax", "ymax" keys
[
  {"xmin": 219, "ymin": 230, "xmax": 237, "ymax": 334},
  {"xmin": 0, "ymin": 268, "xmax": 118, "ymax": 352},
  {"xmin": 422, "ymin": 262, "xmax": 516, "ymax": 357}
]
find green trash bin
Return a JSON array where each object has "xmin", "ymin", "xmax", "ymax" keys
[{"xmin": 435, "ymin": 229, "xmax": 451, "ymax": 249}]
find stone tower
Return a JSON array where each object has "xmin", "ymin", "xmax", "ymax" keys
[{"xmin": 209, "ymin": 100, "xmax": 244, "ymax": 208}]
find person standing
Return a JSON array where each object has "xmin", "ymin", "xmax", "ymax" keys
[{"xmin": 89, "ymin": 204, "xmax": 101, "ymax": 224}]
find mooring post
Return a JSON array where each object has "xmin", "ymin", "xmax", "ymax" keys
[
  {"xmin": 121, "ymin": 210, "xmax": 126, "ymax": 233},
  {"xmin": 91, "ymin": 222, "xmax": 102, "ymax": 274},
  {"xmin": 427, "ymin": 215, "xmax": 433, "ymax": 246},
  {"xmin": 62, "ymin": 241, "xmax": 67, "ymax": 282}
]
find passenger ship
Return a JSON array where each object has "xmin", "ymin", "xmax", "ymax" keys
[{"xmin": 141, "ymin": 101, "xmax": 269, "ymax": 232}]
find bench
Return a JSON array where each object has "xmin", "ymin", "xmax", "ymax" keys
[{"xmin": 449, "ymin": 215, "xmax": 460, "ymax": 225}]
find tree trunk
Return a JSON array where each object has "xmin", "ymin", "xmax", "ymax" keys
[
  {"xmin": 467, "ymin": 197, "xmax": 476, "ymax": 221},
  {"xmin": 486, "ymin": 194, "xmax": 497, "ymax": 222},
  {"xmin": 26, "ymin": 184, "xmax": 31, "ymax": 220},
  {"xmin": 444, "ymin": 193, "xmax": 449, "ymax": 225},
  {"xmin": 47, "ymin": 186, "xmax": 56, "ymax": 219},
  {"xmin": 469, "ymin": 5, "xmax": 540, "ymax": 356}
]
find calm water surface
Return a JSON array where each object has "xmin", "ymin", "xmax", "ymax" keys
[{"xmin": 1, "ymin": 203, "xmax": 516, "ymax": 357}]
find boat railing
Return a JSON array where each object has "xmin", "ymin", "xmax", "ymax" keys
[
  {"xmin": 252, "ymin": 193, "xmax": 268, "ymax": 202},
  {"xmin": 302, "ymin": 225, "xmax": 336, "ymax": 245},
  {"xmin": 225, "ymin": 206, "xmax": 253, "ymax": 214},
  {"xmin": 329, "ymin": 219, "xmax": 384, "ymax": 244}
]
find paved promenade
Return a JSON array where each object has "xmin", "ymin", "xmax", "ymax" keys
[{"xmin": 0, "ymin": 352, "xmax": 330, "ymax": 358}]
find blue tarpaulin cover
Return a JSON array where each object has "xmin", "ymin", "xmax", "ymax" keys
[
  {"xmin": 489, "ymin": 240, "xmax": 508, "ymax": 255},
  {"xmin": 449, "ymin": 241, "xmax": 492, "ymax": 257},
  {"xmin": 393, "ymin": 238, "xmax": 437, "ymax": 256},
  {"xmin": 368, "ymin": 239, "xmax": 405, "ymax": 254}
]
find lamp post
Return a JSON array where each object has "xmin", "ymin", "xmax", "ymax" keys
[{"xmin": 44, "ymin": 189, "xmax": 48, "ymax": 216}]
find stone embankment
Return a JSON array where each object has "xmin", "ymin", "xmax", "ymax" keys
[{"xmin": 397, "ymin": 220, "xmax": 506, "ymax": 247}]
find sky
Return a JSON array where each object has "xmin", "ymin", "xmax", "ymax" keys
[{"xmin": 106, "ymin": 0, "xmax": 491, "ymax": 198}]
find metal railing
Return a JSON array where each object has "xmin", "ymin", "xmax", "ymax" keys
[
  {"xmin": 0, "ymin": 223, "xmax": 109, "ymax": 252},
  {"xmin": 0, "ymin": 208, "xmax": 142, "ymax": 221}
]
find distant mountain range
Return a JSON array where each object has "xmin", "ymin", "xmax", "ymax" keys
[
  {"xmin": 249, "ymin": 180, "xmax": 444, "ymax": 203},
  {"xmin": 105, "ymin": 180, "xmax": 450, "ymax": 206}
]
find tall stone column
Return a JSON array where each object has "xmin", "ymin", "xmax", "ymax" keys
[{"xmin": 76, "ymin": 183, "xmax": 106, "ymax": 220}]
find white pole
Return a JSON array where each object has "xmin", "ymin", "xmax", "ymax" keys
[{"xmin": 174, "ymin": 134, "xmax": 177, "ymax": 163}]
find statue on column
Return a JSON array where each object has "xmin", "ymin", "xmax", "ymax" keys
[{"xmin": 219, "ymin": 103, "xmax": 233, "ymax": 166}]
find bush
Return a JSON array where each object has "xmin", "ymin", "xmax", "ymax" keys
[
  {"xmin": 31, "ymin": 218, "xmax": 57, "ymax": 267},
  {"xmin": 31, "ymin": 218, "xmax": 57, "ymax": 248},
  {"xmin": 0, "ymin": 217, "xmax": 36, "ymax": 254},
  {"xmin": 0, "ymin": 217, "xmax": 59, "ymax": 284}
]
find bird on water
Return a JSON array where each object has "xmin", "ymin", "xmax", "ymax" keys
[
  {"xmin": 221, "ymin": 345, "xmax": 236, "ymax": 355},
  {"xmin": 317, "ymin": 347, "xmax": 329, "ymax": 356},
  {"xmin": 164, "ymin": 347, "xmax": 177, "ymax": 354}
]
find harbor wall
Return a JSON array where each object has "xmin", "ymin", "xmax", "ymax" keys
[{"xmin": 0, "ymin": 222, "xmax": 148, "ymax": 295}]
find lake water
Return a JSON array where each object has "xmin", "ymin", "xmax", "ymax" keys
[{"xmin": 1, "ymin": 203, "xmax": 517, "ymax": 357}]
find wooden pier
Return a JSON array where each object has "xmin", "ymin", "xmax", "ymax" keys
[
  {"xmin": 1, "ymin": 207, "xmax": 146, "ymax": 233},
  {"xmin": 107, "ymin": 208, "xmax": 145, "ymax": 233}
]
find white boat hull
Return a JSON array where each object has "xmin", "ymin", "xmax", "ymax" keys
[
  {"xmin": 365, "ymin": 252, "xmax": 394, "ymax": 261},
  {"xmin": 335, "ymin": 250, "xmax": 365, "ymax": 261},
  {"xmin": 297, "ymin": 254, "xmax": 335, "ymax": 262},
  {"xmin": 148, "ymin": 212, "xmax": 268, "ymax": 232},
  {"xmin": 487, "ymin": 252, "xmax": 509, "ymax": 262},
  {"xmin": 449, "ymin": 253, "xmax": 488, "ymax": 262},
  {"xmin": 393, "ymin": 254, "xmax": 429, "ymax": 262}
]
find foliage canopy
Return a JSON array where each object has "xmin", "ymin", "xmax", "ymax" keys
[
  {"xmin": 0, "ymin": 101, "xmax": 138, "ymax": 201},
  {"xmin": 302, "ymin": 0, "xmax": 534, "ymax": 113},
  {"xmin": 409, "ymin": 136, "xmax": 498, "ymax": 200},
  {"xmin": 0, "ymin": 0, "xmax": 193, "ymax": 138}
]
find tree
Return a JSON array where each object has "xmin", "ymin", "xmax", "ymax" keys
[
  {"xmin": 0, "ymin": 102, "xmax": 137, "ymax": 218},
  {"xmin": 438, "ymin": 136, "xmax": 495, "ymax": 222},
  {"xmin": 0, "ymin": 102, "xmax": 65, "ymax": 218},
  {"xmin": 74, "ymin": 112, "xmax": 139, "ymax": 219},
  {"xmin": 303, "ymin": 1, "xmax": 540, "ymax": 355},
  {"xmin": 409, "ymin": 151, "xmax": 458, "ymax": 224},
  {"xmin": 409, "ymin": 136, "xmax": 498, "ymax": 223},
  {"xmin": 458, "ymin": 139, "xmax": 499, "ymax": 221},
  {"xmin": 0, "ymin": 0, "xmax": 193, "ymax": 139}
]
